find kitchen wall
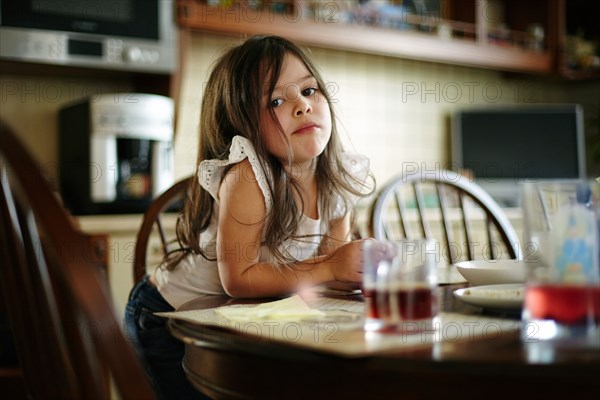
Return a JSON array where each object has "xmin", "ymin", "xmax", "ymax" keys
[
  {"xmin": 2, "ymin": 32, "xmax": 598, "ymax": 196},
  {"xmin": 174, "ymin": 33, "xmax": 600, "ymax": 206}
]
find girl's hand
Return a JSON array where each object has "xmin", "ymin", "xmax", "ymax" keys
[
  {"xmin": 326, "ymin": 239, "xmax": 393, "ymax": 285},
  {"xmin": 326, "ymin": 239, "xmax": 372, "ymax": 284}
]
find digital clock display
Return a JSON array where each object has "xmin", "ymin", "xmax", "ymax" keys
[{"xmin": 68, "ymin": 39, "xmax": 103, "ymax": 56}]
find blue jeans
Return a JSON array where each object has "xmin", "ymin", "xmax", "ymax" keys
[{"xmin": 124, "ymin": 276, "xmax": 210, "ymax": 400}]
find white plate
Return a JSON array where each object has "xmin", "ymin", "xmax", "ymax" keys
[
  {"xmin": 454, "ymin": 260, "xmax": 526, "ymax": 286},
  {"xmin": 453, "ymin": 283, "xmax": 524, "ymax": 310}
]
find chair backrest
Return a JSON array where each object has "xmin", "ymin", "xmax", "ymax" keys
[
  {"xmin": 369, "ymin": 170, "xmax": 521, "ymax": 263},
  {"xmin": 133, "ymin": 176, "xmax": 192, "ymax": 283},
  {"xmin": 0, "ymin": 122, "xmax": 156, "ymax": 400}
]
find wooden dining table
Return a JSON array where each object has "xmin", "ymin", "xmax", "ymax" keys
[{"xmin": 167, "ymin": 283, "xmax": 600, "ymax": 400}]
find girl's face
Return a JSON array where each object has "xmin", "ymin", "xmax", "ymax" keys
[{"xmin": 260, "ymin": 53, "xmax": 332, "ymax": 169}]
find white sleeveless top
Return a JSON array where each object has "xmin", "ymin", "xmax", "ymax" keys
[{"xmin": 154, "ymin": 136, "xmax": 370, "ymax": 308}]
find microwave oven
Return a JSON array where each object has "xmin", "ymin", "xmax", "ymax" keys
[{"xmin": 0, "ymin": 0, "xmax": 177, "ymax": 73}]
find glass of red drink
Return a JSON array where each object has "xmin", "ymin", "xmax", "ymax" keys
[
  {"xmin": 363, "ymin": 239, "xmax": 439, "ymax": 333},
  {"xmin": 521, "ymin": 180, "xmax": 600, "ymax": 347}
]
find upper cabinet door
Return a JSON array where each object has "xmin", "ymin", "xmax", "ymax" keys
[{"xmin": 176, "ymin": 0, "xmax": 559, "ymax": 75}]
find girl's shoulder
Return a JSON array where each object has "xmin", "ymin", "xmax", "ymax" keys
[
  {"xmin": 222, "ymin": 158, "xmax": 257, "ymax": 190},
  {"xmin": 197, "ymin": 136, "xmax": 273, "ymax": 209},
  {"xmin": 219, "ymin": 158, "xmax": 267, "ymax": 217}
]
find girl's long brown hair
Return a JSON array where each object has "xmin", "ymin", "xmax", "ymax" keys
[{"xmin": 166, "ymin": 35, "xmax": 372, "ymax": 270}]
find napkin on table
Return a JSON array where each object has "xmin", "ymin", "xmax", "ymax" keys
[{"xmin": 214, "ymin": 295, "xmax": 325, "ymax": 322}]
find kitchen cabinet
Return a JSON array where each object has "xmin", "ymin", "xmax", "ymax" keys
[
  {"xmin": 557, "ymin": 0, "xmax": 600, "ymax": 79},
  {"xmin": 176, "ymin": 0, "xmax": 554, "ymax": 74},
  {"xmin": 176, "ymin": 0, "xmax": 600, "ymax": 78}
]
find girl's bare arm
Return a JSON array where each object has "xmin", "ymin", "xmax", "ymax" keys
[{"xmin": 216, "ymin": 160, "xmax": 365, "ymax": 298}]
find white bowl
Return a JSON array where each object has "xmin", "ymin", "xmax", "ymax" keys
[{"xmin": 454, "ymin": 260, "xmax": 526, "ymax": 286}]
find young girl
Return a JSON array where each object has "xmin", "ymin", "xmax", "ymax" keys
[{"xmin": 125, "ymin": 35, "xmax": 374, "ymax": 400}]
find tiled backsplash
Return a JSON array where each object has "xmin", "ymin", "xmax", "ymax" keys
[{"xmin": 1, "ymin": 32, "xmax": 598, "ymax": 194}]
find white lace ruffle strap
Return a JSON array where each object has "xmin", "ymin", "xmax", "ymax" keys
[{"xmin": 197, "ymin": 136, "xmax": 273, "ymax": 210}]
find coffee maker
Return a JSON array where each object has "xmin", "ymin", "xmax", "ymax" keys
[{"xmin": 59, "ymin": 93, "xmax": 174, "ymax": 215}]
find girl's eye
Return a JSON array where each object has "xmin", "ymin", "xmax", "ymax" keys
[
  {"xmin": 302, "ymin": 87, "xmax": 317, "ymax": 97},
  {"xmin": 270, "ymin": 98, "xmax": 284, "ymax": 108}
]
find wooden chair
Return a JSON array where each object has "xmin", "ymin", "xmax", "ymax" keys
[
  {"xmin": 133, "ymin": 176, "xmax": 192, "ymax": 283},
  {"xmin": 0, "ymin": 285, "xmax": 27, "ymax": 399},
  {"xmin": 0, "ymin": 122, "xmax": 156, "ymax": 400},
  {"xmin": 369, "ymin": 169, "xmax": 521, "ymax": 263}
]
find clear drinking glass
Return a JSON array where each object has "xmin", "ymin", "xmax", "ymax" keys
[
  {"xmin": 521, "ymin": 180, "xmax": 600, "ymax": 347},
  {"xmin": 363, "ymin": 239, "xmax": 439, "ymax": 333}
]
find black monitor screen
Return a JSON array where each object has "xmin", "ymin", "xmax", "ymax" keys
[{"xmin": 453, "ymin": 105, "xmax": 585, "ymax": 181}]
